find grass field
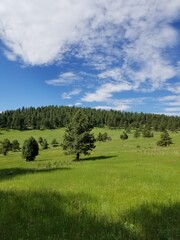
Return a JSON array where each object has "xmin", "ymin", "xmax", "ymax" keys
[{"xmin": 0, "ymin": 128, "xmax": 179, "ymax": 240}]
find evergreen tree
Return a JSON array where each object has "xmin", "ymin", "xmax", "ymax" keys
[
  {"xmin": 12, "ymin": 140, "xmax": 20, "ymax": 152},
  {"xmin": 41, "ymin": 139, "xmax": 49, "ymax": 149},
  {"xmin": 134, "ymin": 129, "xmax": 140, "ymax": 138},
  {"xmin": 0, "ymin": 106, "xmax": 180, "ymax": 131},
  {"xmin": 142, "ymin": 129, "xmax": 154, "ymax": 138},
  {"xmin": 157, "ymin": 131, "xmax": 173, "ymax": 147},
  {"xmin": 22, "ymin": 137, "xmax": 39, "ymax": 161},
  {"xmin": 61, "ymin": 110, "xmax": 96, "ymax": 160},
  {"xmin": 0, "ymin": 138, "xmax": 12, "ymax": 155},
  {"xmin": 96, "ymin": 132, "xmax": 111, "ymax": 142}
]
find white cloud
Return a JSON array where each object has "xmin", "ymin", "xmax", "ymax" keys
[
  {"xmin": 62, "ymin": 89, "xmax": 81, "ymax": 99},
  {"xmin": 75, "ymin": 102, "xmax": 82, "ymax": 106},
  {"xmin": 82, "ymin": 83, "xmax": 133, "ymax": 102},
  {"xmin": 166, "ymin": 83, "xmax": 180, "ymax": 94},
  {"xmin": 159, "ymin": 95, "xmax": 180, "ymax": 106},
  {"xmin": 164, "ymin": 107, "xmax": 180, "ymax": 112},
  {"xmin": 159, "ymin": 95, "xmax": 180, "ymax": 115},
  {"xmin": 93, "ymin": 97, "xmax": 146, "ymax": 112},
  {"xmin": 46, "ymin": 72, "xmax": 80, "ymax": 86},
  {"xmin": 0, "ymin": 0, "xmax": 96, "ymax": 65},
  {"xmin": 159, "ymin": 95, "xmax": 180, "ymax": 102},
  {"xmin": 94, "ymin": 105, "xmax": 130, "ymax": 111},
  {"xmin": 98, "ymin": 68, "xmax": 123, "ymax": 81},
  {"xmin": 0, "ymin": 0, "xmax": 180, "ymax": 106}
]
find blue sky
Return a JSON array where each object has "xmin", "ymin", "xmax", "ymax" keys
[{"xmin": 0, "ymin": 0, "xmax": 180, "ymax": 115}]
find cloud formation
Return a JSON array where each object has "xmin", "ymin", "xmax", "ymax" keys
[
  {"xmin": 0, "ymin": 0, "xmax": 180, "ymax": 114},
  {"xmin": 159, "ymin": 95, "xmax": 180, "ymax": 115},
  {"xmin": 46, "ymin": 72, "xmax": 80, "ymax": 86},
  {"xmin": 62, "ymin": 89, "xmax": 81, "ymax": 99}
]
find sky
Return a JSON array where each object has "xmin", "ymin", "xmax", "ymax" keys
[{"xmin": 0, "ymin": 0, "xmax": 180, "ymax": 115}]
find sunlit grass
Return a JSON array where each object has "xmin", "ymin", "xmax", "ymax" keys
[{"xmin": 0, "ymin": 128, "xmax": 179, "ymax": 239}]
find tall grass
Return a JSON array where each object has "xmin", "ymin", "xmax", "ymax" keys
[{"xmin": 0, "ymin": 128, "xmax": 179, "ymax": 239}]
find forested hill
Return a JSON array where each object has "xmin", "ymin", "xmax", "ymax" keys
[{"xmin": 0, "ymin": 106, "xmax": 180, "ymax": 131}]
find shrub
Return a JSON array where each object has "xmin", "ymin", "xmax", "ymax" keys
[
  {"xmin": 12, "ymin": 139, "xmax": 20, "ymax": 152},
  {"xmin": 41, "ymin": 139, "xmax": 49, "ymax": 149},
  {"xmin": 51, "ymin": 138, "xmax": 59, "ymax": 147},
  {"xmin": 22, "ymin": 137, "xmax": 39, "ymax": 161},
  {"xmin": 120, "ymin": 132, "xmax": 128, "ymax": 140},
  {"xmin": 0, "ymin": 138, "xmax": 12, "ymax": 155},
  {"xmin": 96, "ymin": 132, "xmax": 112, "ymax": 142}
]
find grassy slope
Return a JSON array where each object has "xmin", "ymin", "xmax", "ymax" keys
[{"xmin": 0, "ymin": 128, "xmax": 179, "ymax": 240}]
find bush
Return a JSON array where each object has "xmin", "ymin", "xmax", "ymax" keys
[
  {"xmin": 134, "ymin": 129, "xmax": 140, "ymax": 138},
  {"xmin": 12, "ymin": 140, "xmax": 20, "ymax": 152},
  {"xmin": 22, "ymin": 137, "xmax": 39, "ymax": 161},
  {"xmin": 142, "ymin": 129, "xmax": 154, "ymax": 138},
  {"xmin": 0, "ymin": 138, "xmax": 12, "ymax": 155},
  {"xmin": 51, "ymin": 138, "xmax": 59, "ymax": 147},
  {"xmin": 41, "ymin": 139, "xmax": 49, "ymax": 149},
  {"xmin": 120, "ymin": 132, "xmax": 128, "ymax": 140},
  {"xmin": 96, "ymin": 132, "xmax": 112, "ymax": 142}
]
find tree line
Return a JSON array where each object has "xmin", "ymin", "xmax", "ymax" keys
[
  {"xmin": 0, "ymin": 110, "xmax": 174, "ymax": 161},
  {"xmin": 0, "ymin": 105, "xmax": 180, "ymax": 131}
]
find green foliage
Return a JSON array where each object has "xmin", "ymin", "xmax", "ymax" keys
[
  {"xmin": 41, "ymin": 139, "xmax": 49, "ymax": 150},
  {"xmin": 0, "ymin": 138, "xmax": 12, "ymax": 155},
  {"xmin": 142, "ymin": 129, "xmax": 154, "ymax": 138},
  {"xmin": 1, "ymin": 106, "xmax": 180, "ymax": 131},
  {"xmin": 11, "ymin": 140, "xmax": 20, "ymax": 152},
  {"xmin": 120, "ymin": 131, "xmax": 128, "ymax": 140},
  {"xmin": 96, "ymin": 132, "xmax": 112, "ymax": 142},
  {"xmin": 157, "ymin": 131, "xmax": 173, "ymax": 147},
  {"xmin": 22, "ymin": 137, "xmax": 39, "ymax": 161},
  {"xmin": 61, "ymin": 110, "xmax": 96, "ymax": 160},
  {"xmin": 134, "ymin": 129, "xmax": 141, "ymax": 138},
  {"xmin": 51, "ymin": 138, "xmax": 59, "ymax": 147},
  {"xmin": 38, "ymin": 137, "xmax": 43, "ymax": 144}
]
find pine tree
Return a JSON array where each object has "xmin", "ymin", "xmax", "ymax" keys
[
  {"xmin": 12, "ymin": 140, "xmax": 20, "ymax": 152},
  {"xmin": 157, "ymin": 131, "xmax": 173, "ymax": 147},
  {"xmin": 0, "ymin": 139, "xmax": 12, "ymax": 155},
  {"xmin": 22, "ymin": 137, "xmax": 39, "ymax": 161},
  {"xmin": 61, "ymin": 110, "xmax": 96, "ymax": 160}
]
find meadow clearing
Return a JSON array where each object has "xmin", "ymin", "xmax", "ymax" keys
[{"xmin": 0, "ymin": 128, "xmax": 179, "ymax": 240}]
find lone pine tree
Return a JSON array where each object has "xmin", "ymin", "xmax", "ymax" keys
[{"xmin": 61, "ymin": 110, "xmax": 96, "ymax": 160}]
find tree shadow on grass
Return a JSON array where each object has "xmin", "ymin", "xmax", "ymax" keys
[
  {"xmin": 0, "ymin": 190, "xmax": 136, "ymax": 240},
  {"xmin": 82, "ymin": 155, "xmax": 117, "ymax": 161},
  {"xmin": 0, "ymin": 190, "xmax": 179, "ymax": 240},
  {"xmin": 122, "ymin": 201, "xmax": 180, "ymax": 240},
  {"xmin": 0, "ymin": 166, "xmax": 71, "ymax": 182}
]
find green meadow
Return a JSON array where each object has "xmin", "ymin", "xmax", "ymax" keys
[{"xmin": 0, "ymin": 128, "xmax": 179, "ymax": 240}]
